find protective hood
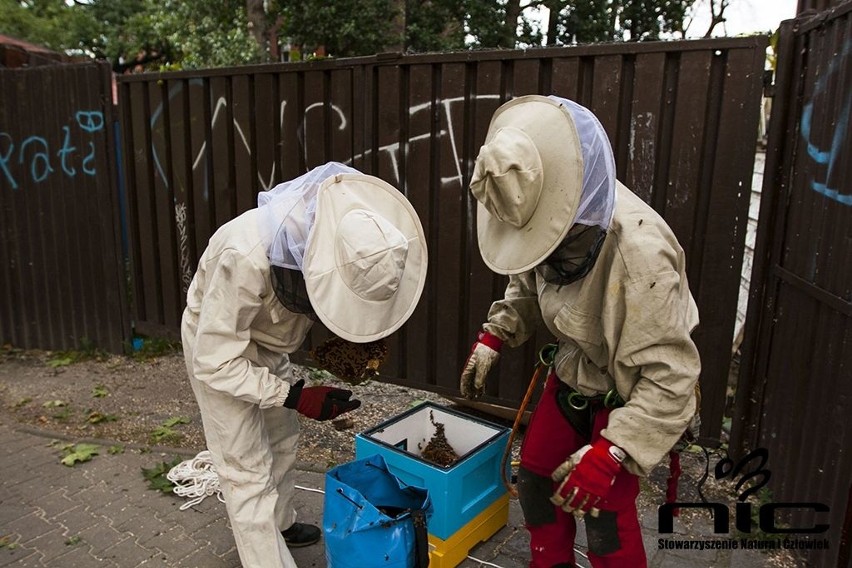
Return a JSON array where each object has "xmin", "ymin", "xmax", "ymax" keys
[
  {"xmin": 470, "ymin": 95, "xmax": 617, "ymax": 275},
  {"xmin": 257, "ymin": 162, "xmax": 427, "ymax": 343}
]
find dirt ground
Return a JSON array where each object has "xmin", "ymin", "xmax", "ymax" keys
[
  {"xmin": 0, "ymin": 344, "xmax": 803, "ymax": 566},
  {"xmin": 0, "ymin": 345, "xmax": 452, "ymax": 469}
]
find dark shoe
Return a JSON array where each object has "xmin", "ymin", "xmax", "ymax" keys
[{"xmin": 281, "ymin": 523, "xmax": 321, "ymax": 547}]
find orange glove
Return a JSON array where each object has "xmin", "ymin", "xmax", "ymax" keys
[
  {"xmin": 550, "ymin": 439, "xmax": 625, "ymax": 517},
  {"xmin": 283, "ymin": 379, "xmax": 361, "ymax": 421}
]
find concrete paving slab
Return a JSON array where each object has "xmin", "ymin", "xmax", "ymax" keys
[{"xmin": 0, "ymin": 417, "xmax": 814, "ymax": 567}]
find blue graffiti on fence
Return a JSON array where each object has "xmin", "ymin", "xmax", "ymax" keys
[
  {"xmin": 0, "ymin": 110, "xmax": 105, "ymax": 190},
  {"xmin": 800, "ymin": 40, "xmax": 851, "ymax": 206},
  {"xmin": 76, "ymin": 111, "xmax": 104, "ymax": 133}
]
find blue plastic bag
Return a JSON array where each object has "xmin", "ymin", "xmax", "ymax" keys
[{"xmin": 324, "ymin": 454, "xmax": 432, "ymax": 568}]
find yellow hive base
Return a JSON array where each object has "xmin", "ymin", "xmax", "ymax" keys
[{"xmin": 427, "ymin": 494, "xmax": 510, "ymax": 568}]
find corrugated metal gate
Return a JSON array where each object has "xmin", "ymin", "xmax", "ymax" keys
[
  {"xmin": 118, "ymin": 37, "xmax": 768, "ymax": 443},
  {"xmin": 0, "ymin": 62, "xmax": 129, "ymax": 353},
  {"xmin": 732, "ymin": 4, "xmax": 851, "ymax": 566}
]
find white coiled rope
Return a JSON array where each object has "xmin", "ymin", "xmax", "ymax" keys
[
  {"xmin": 166, "ymin": 450, "xmax": 325, "ymax": 511},
  {"xmin": 166, "ymin": 450, "xmax": 225, "ymax": 510}
]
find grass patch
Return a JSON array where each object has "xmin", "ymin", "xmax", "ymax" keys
[
  {"xmin": 46, "ymin": 338, "xmax": 108, "ymax": 367},
  {"xmin": 91, "ymin": 385, "xmax": 109, "ymax": 398},
  {"xmin": 130, "ymin": 336, "xmax": 181, "ymax": 361},
  {"xmin": 43, "ymin": 400, "xmax": 73, "ymax": 421}
]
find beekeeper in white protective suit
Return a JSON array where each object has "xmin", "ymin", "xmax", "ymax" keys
[
  {"xmin": 460, "ymin": 95, "xmax": 700, "ymax": 568},
  {"xmin": 181, "ymin": 162, "xmax": 427, "ymax": 568}
]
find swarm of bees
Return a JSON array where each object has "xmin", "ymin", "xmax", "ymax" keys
[
  {"xmin": 310, "ymin": 337, "xmax": 389, "ymax": 386},
  {"xmin": 419, "ymin": 411, "xmax": 460, "ymax": 468}
]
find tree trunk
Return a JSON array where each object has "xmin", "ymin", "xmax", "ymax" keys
[
  {"xmin": 245, "ymin": 0, "xmax": 269, "ymax": 59},
  {"xmin": 266, "ymin": 15, "xmax": 284, "ymax": 62},
  {"xmin": 389, "ymin": 0, "xmax": 406, "ymax": 52},
  {"xmin": 610, "ymin": 0, "xmax": 622, "ymax": 40},
  {"xmin": 544, "ymin": 0, "xmax": 561, "ymax": 45},
  {"xmin": 503, "ymin": 0, "xmax": 523, "ymax": 48}
]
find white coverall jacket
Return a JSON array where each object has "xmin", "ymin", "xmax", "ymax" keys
[
  {"xmin": 483, "ymin": 183, "xmax": 701, "ymax": 477},
  {"xmin": 181, "ymin": 207, "xmax": 313, "ymax": 568}
]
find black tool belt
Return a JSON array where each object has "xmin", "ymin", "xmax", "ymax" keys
[{"xmin": 554, "ymin": 379, "xmax": 624, "ymax": 441}]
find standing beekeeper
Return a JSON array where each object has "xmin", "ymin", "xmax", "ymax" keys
[
  {"xmin": 181, "ymin": 161, "xmax": 427, "ymax": 568},
  {"xmin": 460, "ymin": 95, "xmax": 700, "ymax": 567}
]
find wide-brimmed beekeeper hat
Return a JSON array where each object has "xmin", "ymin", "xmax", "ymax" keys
[
  {"xmin": 304, "ymin": 173, "xmax": 427, "ymax": 342},
  {"xmin": 259, "ymin": 162, "xmax": 427, "ymax": 342},
  {"xmin": 470, "ymin": 95, "xmax": 615, "ymax": 274}
]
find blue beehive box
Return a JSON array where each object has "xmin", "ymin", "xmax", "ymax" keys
[{"xmin": 354, "ymin": 402, "xmax": 510, "ymax": 541}]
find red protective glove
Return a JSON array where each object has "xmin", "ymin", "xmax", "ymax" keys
[
  {"xmin": 550, "ymin": 438, "xmax": 625, "ymax": 517},
  {"xmin": 283, "ymin": 379, "xmax": 361, "ymax": 421},
  {"xmin": 459, "ymin": 330, "xmax": 503, "ymax": 399}
]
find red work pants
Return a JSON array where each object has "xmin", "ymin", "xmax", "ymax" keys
[{"xmin": 518, "ymin": 374, "xmax": 647, "ymax": 568}]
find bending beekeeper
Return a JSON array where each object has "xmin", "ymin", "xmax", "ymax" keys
[
  {"xmin": 460, "ymin": 96, "xmax": 700, "ymax": 568},
  {"xmin": 181, "ymin": 162, "xmax": 427, "ymax": 568}
]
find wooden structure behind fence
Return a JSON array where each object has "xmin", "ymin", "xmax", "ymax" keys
[
  {"xmin": 116, "ymin": 37, "xmax": 768, "ymax": 443},
  {"xmin": 733, "ymin": 4, "xmax": 852, "ymax": 565}
]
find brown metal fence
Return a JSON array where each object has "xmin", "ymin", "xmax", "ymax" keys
[
  {"xmin": 0, "ymin": 62, "xmax": 129, "ymax": 353},
  {"xmin": 118, "ymin": 37, "xmax": 768, "ymax": 443},
  {"xmin": 733, "ymin": 4, "xmax": 852, "ymax": 565}
]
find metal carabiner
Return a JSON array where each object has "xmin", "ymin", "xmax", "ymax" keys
[
  {"xmin": 567, "ymin": 391, "xmax": 589, "ymax": 411},
  {"xmin": 538, "ymin": 343, "xmax": 558, "ymax": 368},
  {"xmin": 603, "ymin": 389, "xmax": 623, "ymax": 409}
]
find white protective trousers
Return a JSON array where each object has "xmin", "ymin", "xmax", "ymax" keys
[{"xmin": 184, "ymin": 342, "xmax": 301, "ymax": 568}]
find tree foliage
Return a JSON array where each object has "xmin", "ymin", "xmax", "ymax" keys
[
  {"xmin": 281, "ymin": 0, "xmax": 398, "ymax": 58},
  {"xmin": 405, "ymin": 0, "xmax": 468, "ymax": 53},
  {"xmin": 1, "ymin": 0, "xmax": 703, "ymax": 71},
  {"xmin": 544, "ymin": 0, "xmax": 696, "ymax": 44},
  {"xmin": 0, "ymin": 0, "xmax": 82, "ymax": 51},
  {"xmin": 141, "ymin": 0, "xmax": 262, "ymax": 70},
  {"xmin": 1, "ymin": 0, "xmax": 264, "ymax": 71}
]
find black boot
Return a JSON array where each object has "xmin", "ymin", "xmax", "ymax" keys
[{"xmin": 281, "ymin": 523, "xmax": 321, "ymax": 547}]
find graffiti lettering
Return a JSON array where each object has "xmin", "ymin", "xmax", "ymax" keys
[
  {"xmin": 148, "ymin": 80, "xmax": 503, "ymax": 200},
  {"xmin": 0, "ymin": 133, "xmax": 15, "ymax": 189},
  {"xmin": 58, "ymin": 126, "xmax": 77, "ymax": 177},
  {"xmin": 19, "ymin": 137, "xmax": 53, "ymax": 183},
  {"xmin": 800, "ymin": 40, "xmax": 851, "ymax": 206},
  {"xmin": 76, "ymin": 111, "xmax": 104, "ymax": 133},
  {"xmin": 0, "ymin": 110, "xmax": 104, "ymax": 190},
  {"xmin": 81, "ymin": 141, "xmax": 97, "ymax": 176},
  {"xmin": 174, "ymin": 202, "xmax": 192, "ymax": 293}
]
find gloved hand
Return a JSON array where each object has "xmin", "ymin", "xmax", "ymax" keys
[
  {"xmin": 283, "ymin": 379, "xmax": 361, "ymax": 421},
  {"xmin": 459, "ymin": 331, "xmax": 503, "ymax": 399},
  {"xmin": 550, "ymin": 439, "xmax": 625, "ymax": 517}
]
